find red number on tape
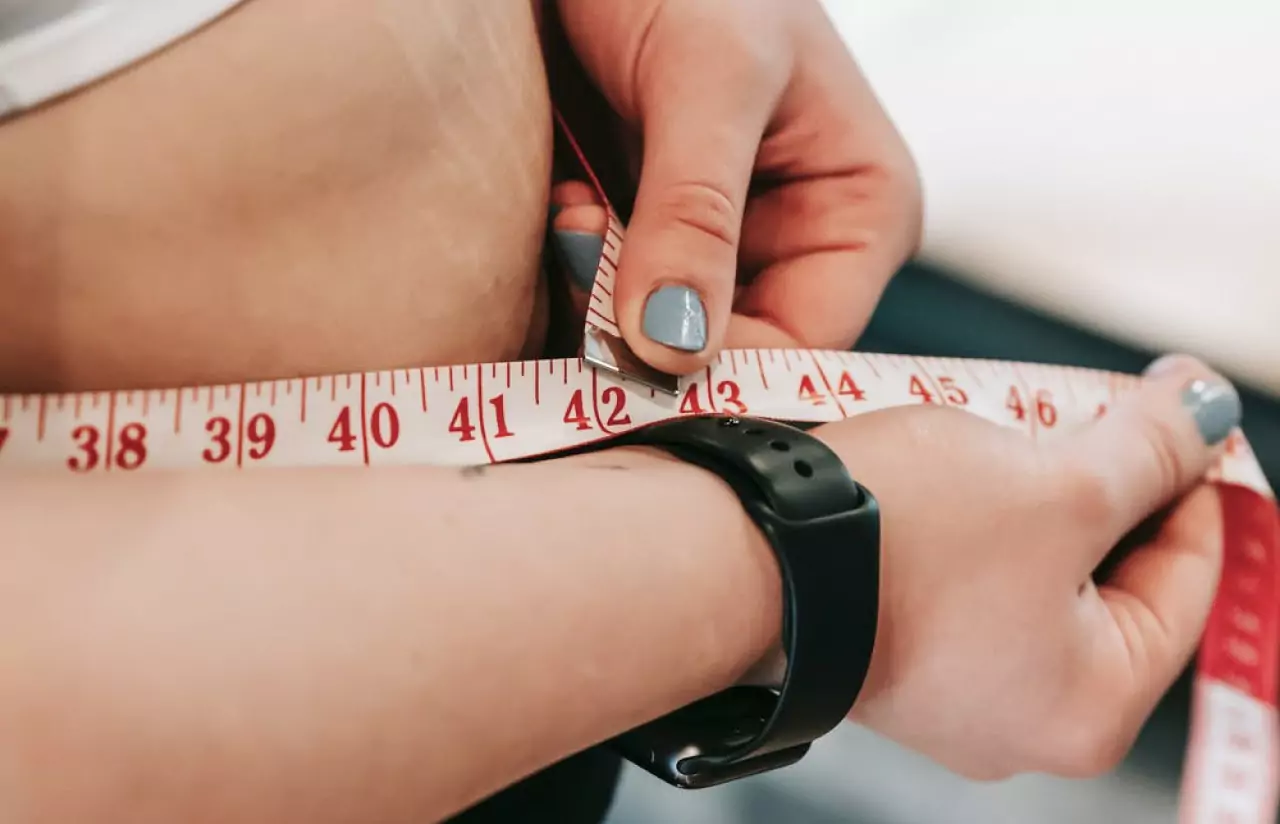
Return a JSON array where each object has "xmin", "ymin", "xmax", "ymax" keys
[
  {"xmin": 798, "ymin": 375, "xmax": 827, "ymax": 406},
  {"xmin": 602, "ymin": 387, "xmax": 633, "ymax": 427},
  {"xmin": 1036, "ymin": 392, "xmax": 1058, "ymax": 428},
  {"xmin": 716, "ymin": 380, "xmax": 748, "ymax": 415},
  {"xmin": 1006, "ymin": 387, "xmax": 1026, "ymax": 421},
  {"xmin": 679, "ymin": 386, "xmax": 705, "ymax": 416},
  {"xmin": 450, "ymin": 398, "xmax": 477, "ymax": 443},
  {"xmin": 204, "ymin": 417, "xmax": 233, "ymax": 464},
  {"xmin": 369, "ymin": 404, "xmax": 399, "ymax": 450},
  {"xmin": 563, "ymin": 390, "xmax": 592, "ymax": 431},
  {"xmin": 939, "ymin": 377, "xmax": 969, "ymax": 406},
  {"xmin": 909, "ymin": 376, "xmax": 934, "ymax": 405},
  {"xmin": 68, "ymin": 424, "xmax": 101, "ymax": 472},
  {"xmin": 489, "ymin": 396, "xmax": 515, "ymax": 439},
  {"xmin": 837, "ymin": 372, "xmax": 867, "ymax": 402},
  {"xmin": 246, "ymin": 413, "xmax": 277, "ymax": 460},
  {"xmin": 116, "ymin": 423, "xmax": 148, "ymax": 471},
  {"xmin": 0, "ymin": 427, "xmax": 8, "ymax": 455},
  {"xmin": 328, "ymin": 407, "xmax": 358, "ymax": 453},
  {"xmin": 206, "ymin": 414, "xmax": 276, "ymax": 463},
  {"xmin": 1007, "ymin": 387, "xmax": 1058, "ymax": 428},
  {"xmin": 912, "ymin": 375, "xmax": 968, "ymax": 406}
]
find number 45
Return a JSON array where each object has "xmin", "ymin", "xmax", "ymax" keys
[{"xmin": 910, "ymin": 375, "xmax": 969, "ymax": 406}]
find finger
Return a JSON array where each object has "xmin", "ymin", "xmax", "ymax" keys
[
  {"xmin": 732, "ymin": 10, "xmax": 921, "ymax": 350},
  {"xmin": 732, "ymin": 170, "xmax": 921, "ymax": 350},
  {"xmin": 1053, "ymin": 355, "xmax": 1240, "ymax": 561},
  {"xmin": 549, "ymin": 181, "xmax": 609, "ymax": 293},
  {"xmin": 1098, "ymin": 485, "xmax": 1223, "ymax": 745},
  {"xmin": 1047, "ymin": 484, "xmax": 1223, "ymax": 778},
  {"xmin": 611, "ymin": 31, "xmax": 788, "ymax": 374},
  {"xmin": 550, "ymin": 180, "xmax": 604, "ymax": 214}
]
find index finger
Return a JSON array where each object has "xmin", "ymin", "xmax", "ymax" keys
[
  {"xmin": 1097, "ymin": 484, "xmax": 1224, "ymax": 733},
  {"xmin": 733, "ymin": 16, "xmax": 920, "ymax": 350}
]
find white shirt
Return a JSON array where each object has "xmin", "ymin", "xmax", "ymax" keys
[{"xmin": 0, "ymin": 0, "xmax": 246, "ymax": 117}]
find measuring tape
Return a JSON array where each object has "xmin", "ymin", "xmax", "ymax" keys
[{"xmin": 0, "ymin": 114, "xmax": 1276, "ymax": 824}]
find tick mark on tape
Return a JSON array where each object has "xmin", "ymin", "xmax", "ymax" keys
[{"xmin": 961, "ymin": 360, "xmax": 985, "ymax": 388}]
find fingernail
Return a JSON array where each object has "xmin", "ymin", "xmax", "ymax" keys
[
  {"xmin": 1182, "ymin": 379, "xmax": 1242, "ymax": 446},
  {"xmin": 552, "ymin": 231, "xmax": 603, "ymax": 292},
  {"xmin": 643, "ymin": 285, "xmax": 707, "ymax": 353},
  {"xmin": 1144, "ymin": 354, "xmax": 1189, "ymax": 378}
]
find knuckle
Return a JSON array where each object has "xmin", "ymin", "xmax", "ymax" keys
[
  {"xmin": 705, "ymin": 14, "xmax": 787, "ymax": 80},
  {"xmin": 1059, "ymin": 462, "xmax": 1119, "ymax": 528},
  {"xmin": 652, "ymin": 181, "xmax": 741, "ymax": 251}
]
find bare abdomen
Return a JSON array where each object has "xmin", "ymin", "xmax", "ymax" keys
[{"xmin": 0, "ymin": 0, "xmax": 552, "ymax": 394}]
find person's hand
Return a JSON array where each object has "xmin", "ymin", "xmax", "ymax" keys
[
  {"xmin": 812, "ymin": 355, "xmax": 1241, "ymax": 779},
  {"xmin": 553, "ymin": 0, "xmax": 920, "ymax": 375}
]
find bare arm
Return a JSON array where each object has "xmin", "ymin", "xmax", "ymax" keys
[{"xmin": 0, "ymin": 449, "xmax": 781, "ymax": 823}]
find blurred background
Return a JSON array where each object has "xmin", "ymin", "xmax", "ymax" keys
[{"xmin": 608, "ymin": 1, "xmax": 1279, "ymax": 822}]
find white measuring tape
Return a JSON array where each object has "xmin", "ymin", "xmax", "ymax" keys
[{"xmin": 0, "ymin": 108, "xmax": 1275, "ymax": 823}]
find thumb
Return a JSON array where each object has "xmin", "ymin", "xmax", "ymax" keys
[
  {"xmin": 1060, "ymin": 354, "xmax": 1243, "ymax": 557},
  {"xmin": 612, "ymin": 35, "xmax": 786, "ymax": 375}
]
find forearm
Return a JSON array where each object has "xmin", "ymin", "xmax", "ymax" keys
[{"xmin": 0, "ymin": 450, "xmax": 781, "ymax": 823}]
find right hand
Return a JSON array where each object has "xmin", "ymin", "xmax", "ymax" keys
[{"xmin": 812, "ymin": 355, "xmax": 1242, "ymax": 780}]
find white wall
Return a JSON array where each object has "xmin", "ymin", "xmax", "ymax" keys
[{"xmin": 821, "ymin": 1, "xmax": 1280, "ymax": 394}]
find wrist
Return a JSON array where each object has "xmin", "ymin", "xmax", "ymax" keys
[
  {"xmin": 556, "ymin": 443, "xmax": 786, "ymax": 689},
  {"xmin": 595, "ymin": 417, "xmax": 880, "ymax": 788}
]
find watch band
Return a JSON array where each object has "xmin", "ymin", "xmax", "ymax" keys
[{"xmin": 603, "ymin": 414, "xmax": 881, "ymax": 789}]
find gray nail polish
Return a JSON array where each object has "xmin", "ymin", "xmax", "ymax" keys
[
  {"xmin": 553, "ymin": 231, "xmax": 604, "ymax": 292},
  {"xmin": 643, "ymin": 286, "xmax": 707, "ymax": 353},
  {"xmin": 1183, "ymin": 379, "xmax": 1242, "ymax": 446}
]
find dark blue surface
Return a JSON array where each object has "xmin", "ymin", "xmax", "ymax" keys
[{"xmin": 858, "ymin": 262, "xmax": 1280, "ymax": 490}]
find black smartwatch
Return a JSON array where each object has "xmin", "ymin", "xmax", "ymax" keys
[{"xmin": 595, "ymin": 415, "xmax": 882, "ymax": 789}]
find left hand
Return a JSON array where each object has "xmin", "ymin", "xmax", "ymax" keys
[{"xmin": 554, "ymin": 0, "xmax": 922, "ymax": 374}]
